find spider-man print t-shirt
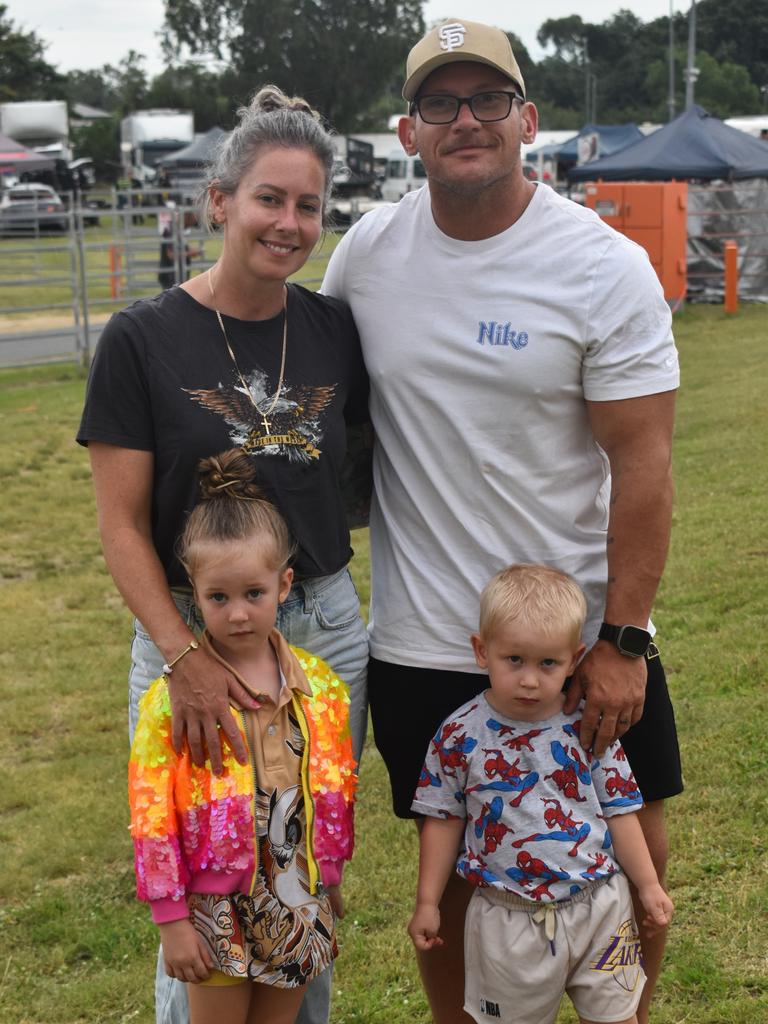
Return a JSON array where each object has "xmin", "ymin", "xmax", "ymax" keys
[
  {"xmin": 412, "ymin": 693, "xmax": 643, "ymax": 902},
  {"xmin": 78, "ymin": 284, "xmax": 369, "ymax": 583}
]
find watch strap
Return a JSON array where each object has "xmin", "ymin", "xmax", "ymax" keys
[
  {"xmin": 598, "ymin": 622, "xmax": 653, "ymax": 658},
  {"xmin": 598, "ymin": 622, "xmax": 622, "ymax": 646}
]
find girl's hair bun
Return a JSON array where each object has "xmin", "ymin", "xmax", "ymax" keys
[
  {"xmin": 179, "ymin": 448, "xmax": 297, "ymax": 575},
  {"xmin": 197, "ymin": 448, "xmax": 264, "ymax": 502}
]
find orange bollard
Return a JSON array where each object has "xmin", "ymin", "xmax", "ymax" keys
[
  {"xmin": 109, "ymin": 244, "xmax": 124, "ymax": 299},
  {"xmin": 724, "ymin": 240, "xmax": 738, "ymax": 314}
]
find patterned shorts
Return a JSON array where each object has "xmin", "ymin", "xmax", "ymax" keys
[{"xmin": 188, "ymin": 885, "xmax": 337, "ymax": 988}]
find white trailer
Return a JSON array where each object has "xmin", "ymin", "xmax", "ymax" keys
[
  {"xmin": 120, "ymin": 110, "xmax": 194, "ymax": 180},
  {"xmin": 0, "ymin": 100, "xmax": 70, "ymax": 160}
]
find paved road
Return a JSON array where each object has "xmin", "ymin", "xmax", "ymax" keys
[{"xmin": 0, "ymin": 323, "xmax": 105, "ymax": 367}]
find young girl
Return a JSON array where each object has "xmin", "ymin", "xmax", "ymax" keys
[{"xmin": 129, "ymin": 449, "xmax": 357, "ymax": 1024}]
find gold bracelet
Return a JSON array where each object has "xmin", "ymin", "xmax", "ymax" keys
[{"xmin": 162, "ymin": 638, "xmax": 199, "ymax": 675}]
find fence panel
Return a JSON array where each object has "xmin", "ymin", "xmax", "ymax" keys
[
  {"xmin": 0, "ymin": 199, "xmax": 87, "ymax": 366},
  {"xmin": 688, "ymin": 182, "xmax": 768, "ymax": 302},
  {"xmin": 0, "ymin": 191, "xmax": 339, "ymax": 368}
]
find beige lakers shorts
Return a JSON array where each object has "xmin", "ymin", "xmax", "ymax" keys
[{"xmin": 463, "ymin": 873, "xmax": 645, "ymax": 1024}]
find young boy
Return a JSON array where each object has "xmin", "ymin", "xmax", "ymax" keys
[{"xmin": 408, "ymin": 564, "xmax": 673, "ymax": 1024}]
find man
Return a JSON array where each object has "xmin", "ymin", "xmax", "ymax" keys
[{"xmin": 323, "ymin": 19, "xmax": 682, "ymax": 1024}]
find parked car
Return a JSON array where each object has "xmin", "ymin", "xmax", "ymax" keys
[{"xmin": 0, "ymin": 184, "xmax": 68, "ymax": 233}]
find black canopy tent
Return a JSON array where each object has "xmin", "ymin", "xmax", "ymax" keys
[
  {"xmin": 568, "ymin": 106, "xmax": 768, "ymax": 182},
  {"xmin": 558, "ymin": 123, "xmax": 644, "ymax": 165},
  {"xmin": 158, "ymin": 127, "xmax": 227, "ymax": 169}
]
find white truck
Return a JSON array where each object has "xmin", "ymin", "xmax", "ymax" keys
[
  {"xmin": 0, "ymin": 100, "xmax": 70, "ymax": 160},
  {"xmin": 120, "ymin": 109, "xmax": 194, "ymax": 181}
]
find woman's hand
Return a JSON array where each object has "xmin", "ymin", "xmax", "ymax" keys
[
  {"xmin": 88, "ymin": 442, "xmax": 257, "ymax": 774},
  {"xmin": 158, "ymin": 919, "xmax": 213, "ymax": 983},
  {"xmin": 167, "ymin": 645, "xmax": 260, "ymax": 773}
]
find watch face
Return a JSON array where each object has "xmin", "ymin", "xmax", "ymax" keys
[{"xmin": 618, "ymin": 625, "xmax": 652, "ymax": 657}]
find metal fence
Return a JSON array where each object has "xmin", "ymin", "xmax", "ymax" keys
[
  {"xmin": 687, "ymin": 181, "xmax": 768, "ymax": 303},
  {"xmin": 0, "ymin": 190, "xmax": 331, "ymax": 368},
  {"xmin": 7, "ymin": 183, "xmax": 764, "ymax": 368},
  {"xmin": 0, "ymin": 198, "xmax": 87, "ymax": 367}
]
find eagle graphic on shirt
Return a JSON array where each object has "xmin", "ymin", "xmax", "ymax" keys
[{"xmin": 184, "ymin": 368, "xmax": 336, "ymax": 464}]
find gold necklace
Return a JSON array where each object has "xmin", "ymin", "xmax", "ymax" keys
[{"xmin": 207, "ymin": 266, "xmax": 288, "ymax": 435}]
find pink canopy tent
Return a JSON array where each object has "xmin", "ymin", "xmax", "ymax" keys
[{"xmin": 0, "ymin": 133, "xmax": 55, "ymax": 174}]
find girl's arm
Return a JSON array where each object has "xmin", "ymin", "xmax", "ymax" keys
[
  {"xmin": 326, "ymin": 886, "xmax": 344, "ymax": 919},
  {"xmin": 609, "ymin": 811, "xmax": 674, "ymax": 935},
  {"xmin": 307, "ymin": 660, "xmax": 358, "ymax": 885},
  {"xmin": 408, "ymin": 816, "xmax": 465, "ymax": 952},
  {"xmin": 89, "ymin": 442, "xmax": 255, "ymax": 772},
  {"xmin": 130, "ymin": 680, "xmax": 191, "ymax": 914}
]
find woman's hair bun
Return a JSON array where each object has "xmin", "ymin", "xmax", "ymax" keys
[
  {"xmin": 197, "ymin": 448, "xmax": 264, "ymax": 502},
  {"xmin": 249, "ymin": 84, "xmax": 321, "ymax": 122}
]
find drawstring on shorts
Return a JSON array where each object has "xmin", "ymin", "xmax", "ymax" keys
[
  {"xmin": 479, "ymin": 872, "xmax": 614, "ymax": 957},
  {"xmin": 532, "ymin": 904, "xmax": 557, "ymax": 955}
]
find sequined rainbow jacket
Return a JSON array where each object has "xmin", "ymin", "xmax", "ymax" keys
[{"xmin": 129, "ymin": 642, "xmax": 356, "ymax": 923}]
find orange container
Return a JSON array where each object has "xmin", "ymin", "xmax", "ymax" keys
[{"xmin": 584, "ymin": 181, "xmax": 688, "ymax": 304}]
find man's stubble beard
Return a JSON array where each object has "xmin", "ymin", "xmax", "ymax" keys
[{"xmin": 426, "ymin": 162, "xmax": 518, "ymax": 199}]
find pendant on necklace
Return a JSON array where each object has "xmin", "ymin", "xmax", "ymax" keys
[{"xmin": 261, "ymin": 415, "xmax": 272, "ymax": 434}]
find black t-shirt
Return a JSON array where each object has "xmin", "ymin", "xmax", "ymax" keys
[{"xmin": 77, "ymin": 284, "xmax": 369, "ymax": 584}]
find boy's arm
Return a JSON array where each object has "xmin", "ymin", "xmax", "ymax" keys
[
  {"xmin": 609, "ymin": 811, "xmax": 674, "ymax": 935},
  {"xmin": 408, "ymin": 816, "xmax": 465, "ymax": 951}
]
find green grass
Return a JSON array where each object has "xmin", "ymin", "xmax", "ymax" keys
[{"xmin": 0, "ymin": 304, "xmax": 766, "ymax": 1022}]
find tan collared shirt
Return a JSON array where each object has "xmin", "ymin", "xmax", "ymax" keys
[{"xmin": 202, "ymin": 629, "xmax": 313, "ymax": 827}]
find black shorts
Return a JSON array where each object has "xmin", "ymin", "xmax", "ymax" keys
[{"xmin": 368, "ymin": 653, "xmax": 683, "ymax": 819}]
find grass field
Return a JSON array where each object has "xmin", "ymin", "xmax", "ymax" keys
[{"xmin": 0, "ymin": 303, "xmax": 766, "ymax": 1023}]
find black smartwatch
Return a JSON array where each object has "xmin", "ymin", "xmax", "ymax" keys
[{"xmin": 598, "ymin": 622, "xmax": 653, "ymax": 658}]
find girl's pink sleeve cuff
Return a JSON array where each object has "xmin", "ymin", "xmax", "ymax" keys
[
  {"xmin": 151, "ymin": 896, "xmax": 190, "ymax": 924},
  {"xmin": 319, "ymin": 859, "xmax": 343, "ymax": 888}
]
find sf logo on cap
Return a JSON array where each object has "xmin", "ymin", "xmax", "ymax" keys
[{"xmin": 439, "ymin": 22, "xmax": 467, "ymax": 51}]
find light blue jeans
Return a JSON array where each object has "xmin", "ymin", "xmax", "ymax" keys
[{"xmin": 127, "ymin": 566, "xmax": 369, "ymax": 1024}]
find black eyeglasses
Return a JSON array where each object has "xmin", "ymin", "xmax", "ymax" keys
[{"xmin": 412, "ymin": 90, "xmax": 523, "ymax": 125}]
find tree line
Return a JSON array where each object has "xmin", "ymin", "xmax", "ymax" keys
[{"xmin": 0, "ymin": 0, "xmax": 765, "ymax": 179}]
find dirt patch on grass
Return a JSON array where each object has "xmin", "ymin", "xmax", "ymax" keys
[{"xmin": 0, "ymin": 314, "xmax": 108, "ymax": 334}]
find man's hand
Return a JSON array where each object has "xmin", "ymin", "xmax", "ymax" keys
[
  {"xmin": 166, "ymin": 645, "xmax": 260, "ymax": 773},
  {"xmin": 563, "ymin": 641, "xmax": 647, "ymax": 757},
  {"xmin": 408, "ymin": 903, "xmax": 443, "ymax": 952},
  {"xmin": 159, "ymin": 918, "xmax": 213, "ymax": 983}
]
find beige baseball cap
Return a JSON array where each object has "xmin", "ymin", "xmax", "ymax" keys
[{"xmin": 403, "ymin": 18, "xmax": 526, "ymax": 102}]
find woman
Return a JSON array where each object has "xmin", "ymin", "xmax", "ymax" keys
[{"xmin": 77, "ymin": 86, "xmax": 369, "ymax": 1024}]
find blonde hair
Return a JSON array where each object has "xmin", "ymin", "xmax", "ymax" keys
[
  {"xmin": 478, "ymin": 564, "xmax": 587, "ymax": 647},
  {"xmin": 179, "ymin": 449, "xmax": 296, "ymax": 577},
  {"xmin": 200, "ymin": 85, "xmax": 336, "ymax": 230}
]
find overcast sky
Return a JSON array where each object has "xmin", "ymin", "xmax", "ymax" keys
[{"xmin": 9, "ymin": 0, "xmax": 680, "ymax": 78}]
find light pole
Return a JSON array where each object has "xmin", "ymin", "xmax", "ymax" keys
[
  {"xmin": 668, "ymin": 0, "xmax": 676, "ymax": 121},
  {"xmin": 582, "ymin": 36, "xmax": 597, "ymax": 123},
  {"xmin": 684, "ymin": 0, "xmax": 699, "ymax": 109}
]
